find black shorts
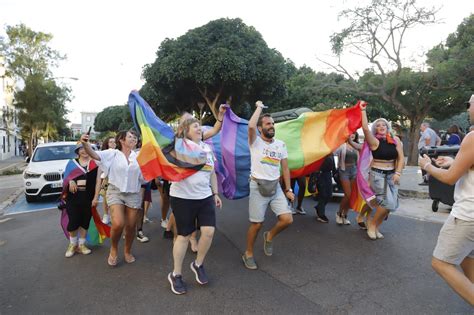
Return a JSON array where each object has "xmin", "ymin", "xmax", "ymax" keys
[
  {"xmin": 170, "ymin": 196, "xmax": 216, "ymax": 236},
  {"xmin": 66, "ymin": 195, "xmax": 92, "ymax": 232}
]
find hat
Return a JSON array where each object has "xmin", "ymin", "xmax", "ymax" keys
[
  {"xmin": 74, "ymin": 142, "xmax": 84, "ymax": 154},
  {"xmin": 466, "ymin": 94, "xmax": 474, "ymax": 105}
]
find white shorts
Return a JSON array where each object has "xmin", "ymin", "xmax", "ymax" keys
[
  {"xmin": 433, "ymin": 215, "xmax": 474, "ymax": 265},
  {"xmin": 248, "ymin": 180, "xmax": 292, "ymax": 223}
]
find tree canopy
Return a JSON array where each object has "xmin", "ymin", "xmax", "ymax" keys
[
  {"xmin": 94, "ymin": 105, "xmax": 133, "ymax": 132},
  {"xmin": 141, "ymin": 18, "xmax": 289, "ymax": 119}
]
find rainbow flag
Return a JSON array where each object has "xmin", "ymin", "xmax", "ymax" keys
[
  {"xmin": 60, "ymin": 159, "xmax": 110, "ymax": 245},
  {"xmin": 275, "ymin": 102, "xmax": 362, "ymax": 178},
  {"xmin": 206, "ymin": 103, "xmax": 362, "ymax": 199},
  {"xmin": 128, "ymin": 91, "xmax": 207, "ymax": 181},
  {"xmin": 205, "ymin": 106, "xmax": 251, "ymax": 199}
]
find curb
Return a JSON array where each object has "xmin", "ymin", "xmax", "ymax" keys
[
  {"xmin": 0, "ymin": 161, "xmax": 26, "ymax": 173},
  {"xmin": 0, "ymin": 188, "xmax": 23, "ymax": 216},
  {"xmin": 399, "ymin": 189, "xmax": 429, "ymax": 199}
]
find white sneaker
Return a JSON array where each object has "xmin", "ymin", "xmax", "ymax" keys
[
  {"xmin": 335, "ymin": 212, "xmax": 343, "ymax": 225},
  {"xmin": 376, "ymin": 230, "xmax": 384, "ymax": 239},
  {"xmin": 343, "ymin": 217, "xmax": 351, "ymax": 225},
  {"xmin": 161, "ymin": 219, "xmax": 169, "ymax": 229},
  {"xmin": 290, "ymin": 206, "xmax": 297, "ymax": 215},
  {"xmin": 65, "ymin": 243, "xmax": 76, "ymax": 258},
  {"xmin": 143, "ymin": 216, "xmax": 151, "ymax": 223},
  {"xmin": 137, "ymin": 231, "xmax": 149, "ymax": 243},
  {"xmin": 102, "ymin": 214, "xmax": 110, "ymax": 224}
]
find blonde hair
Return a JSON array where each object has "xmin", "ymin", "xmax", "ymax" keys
[
  {"xmin": 371, "ymin": 118, "xmax": 392, "ymax": 136},
  {"xmin": 177, "ymin": 117, "xmax": 200, "ymax": 139}
]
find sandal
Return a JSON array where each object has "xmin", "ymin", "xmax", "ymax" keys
[
  {"xmin": 107, "ymin": 254, "xmax": 118, "ymax": 267},
  {"xmin": 356, "ymin": 215, "xmax": 367, "ymax": 230},
  {"xmin": 124, "ymin": 254, "xmax": 136, "ymax": 264}
]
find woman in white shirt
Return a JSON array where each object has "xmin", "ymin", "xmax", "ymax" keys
[
  {"xmin": 167, "ymin": 117, "xmax": 222, "ymax": 295},
  {"xmin": 81, "ymin": 130, "xmax": 143, "ymax": 267}
]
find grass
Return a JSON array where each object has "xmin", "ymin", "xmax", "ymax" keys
[{"xmin": 1, "ymin": 168, "xmax": 24, "ymax": 176}]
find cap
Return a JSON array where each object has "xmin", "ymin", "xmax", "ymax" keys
[{"xmin": 74, "ymin": 142, "xmax": 84, "ymax": 154}]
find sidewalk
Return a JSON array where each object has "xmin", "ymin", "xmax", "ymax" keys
[
  {"xmin": 399, "ymin": 165, "xmax": 429, "ymax": 199},
  {"xmin": 0, "ymin": 156, "xmax": 26, "ymax": 173}
]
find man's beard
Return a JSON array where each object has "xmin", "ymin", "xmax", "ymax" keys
[{"xmin": 262, "ymin": 128, "xmax": 275, "ymax": 139}]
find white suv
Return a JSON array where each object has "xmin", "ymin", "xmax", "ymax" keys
[{"xmin": 23, "ymin": 141, "xmax": 78, "ymax": 203}]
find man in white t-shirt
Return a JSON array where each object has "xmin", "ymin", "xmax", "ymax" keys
[
  {"xmin": 419, "ymin": 94, "xmax": 474, "ymax": 306},
  {"xmin": 242, "ymin": 101, "xmax": 295, "ymax": 270},
  {"xmin": 418, "ymin": 122, "xmax": 442, "ymax": 185}
]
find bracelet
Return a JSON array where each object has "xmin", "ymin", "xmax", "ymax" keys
[
  {"xmin": 216, "ymin": 119, "xmax": 223, "ymax": 122},
  {"xmin": 212, "ymin": 192, "xmax": 218, "ymax": 196},
  {"xmin": 423, "ymin": 163, "xmax": 431, "ymax": 171},
  {"xmin": 395, "ymin": 172, "xmax": 401, "ymax": 176}
]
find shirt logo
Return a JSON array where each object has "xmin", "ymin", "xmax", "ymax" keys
[{"xmin": 260, "ymin": 156, "xmax": 280, "ymax": 167}]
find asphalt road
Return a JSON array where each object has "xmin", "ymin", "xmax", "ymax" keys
[{"xmin": 0, "ymin": 193, "xmax": 471, "ymax": 314}]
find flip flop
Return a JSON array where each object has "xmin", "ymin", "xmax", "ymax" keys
[
  {"xmin": 107, "ymin": 254, "xmax": 118, "ymax": 267},
  {"xmin": 124, "ymin": 254, "xmax": 136, "ymax": 264}
]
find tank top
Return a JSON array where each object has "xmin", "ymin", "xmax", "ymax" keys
[
  {"xmin": 451, "ymin": 168, "xmax": 474, "ymax": 221},
  {"xmin": 345, "ymin": 149, "xmax": 358, "ymax": 165},
  {"xmin": 372, "ymin": 139, "xmax": 398, "ymax": 160}
]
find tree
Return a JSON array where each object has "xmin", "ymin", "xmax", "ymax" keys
[
  {"xmin": 141, "ymin": 18, "xmax": 289, "ymax": 119},
  {"xmin": 323, "ymin": 0, "xmax": 445, "ymax": 164},
  {"xmin": 0, "ymin": 23, "xmax": 65, "ymax": 79},
  {"xmin": 15, "ymin": 74, "xmax": 70, "ymax": 156},
  {"xmin": 94, "ymin": 105, "xmax": 133, "ymax": 132},
  {"xmin": 1, "ymin": 24, "xmax": 69, "ymax": 154},
  {"xmin": 274, "ymin": 65, "xmax": 360, "ymax": 111}
]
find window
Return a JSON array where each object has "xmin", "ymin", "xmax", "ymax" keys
[{"xmin": 86, "ymin": 116, "xmax": 91, "ymax": 122}]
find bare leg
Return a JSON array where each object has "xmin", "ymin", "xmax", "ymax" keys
[
  {"xmin": 245, "ymin": 222, "xmax": 262, "ymax": 257},
  {"xmin": 195, "ymin": 227, "xmax": 215, "ymax": 266},
  {"xmin": 124, "ymin": 206, "xmax": 138, "ymax": 261},
  {"xmin": 461, "ymin": 257, "xmax": 474, "ymax": 282},
  {"xmin": 339, "ymin": 178, "xmax": 352, "ymax": 216},
  {"xmin": 109, "ymin": 204, "xmax": 125, "ymax": 259},
  {"xmin": 267, "ymin": 213, "xmax": 293, "ymax": 241},
  {"xmin": 173, "ymin": 234, "xmax": 191, "ymax": 275},
  {"xmin": 78, "ymin": 227, "xmax": 87, "ymax": 239},
  {"xmin": 189, "ymin": 230, "xmax": 198, "ymax": 253},
  {"xmin": 432, "ymin": 257, "xmax": 474, "ymax": 306}
]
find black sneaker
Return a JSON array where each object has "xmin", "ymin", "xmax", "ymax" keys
[
  {"xmin": 190, "ymin": 261, "xmax": 209, "ymax": 285},
  {"xmin": 316, "ymin": 214, "xmax": 329, "ymax": 223},
  {"xmin": 168, "ymin": 272, "xmax": 187, "ymax": 295},
  {"xmin": 163, "ymin": 230, "xmax": 173, "ymax": 239}
]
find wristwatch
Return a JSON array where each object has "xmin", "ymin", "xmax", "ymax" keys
[{"xmin": 285, "ymin": 188, "xmax": 293, "ymax": 193}]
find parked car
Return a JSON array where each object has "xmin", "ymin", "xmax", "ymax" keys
[{"xmin": 23, "ymin": 142, "xmax": 98, "ymax": 203}]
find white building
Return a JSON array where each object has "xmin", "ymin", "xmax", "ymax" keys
[
  {"xmin": 0, "ymin": 57, "xmax": 22, "ymax": 160},
  {"xmin": 81, "ymin": 111, "xmax": 98, "ymax": 139},
  {"xmin": 71, "ymin": 123, "xmax": 82, "ymax": 139}
]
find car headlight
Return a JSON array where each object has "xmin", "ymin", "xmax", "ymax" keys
[{"xmin": 24, "ymin": 171, "xmax": 42, "ymax": 179}]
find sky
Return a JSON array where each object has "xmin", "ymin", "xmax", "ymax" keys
[{"xmin": 1, "ymin": 0, "xmax": 473, "ymax": 123}]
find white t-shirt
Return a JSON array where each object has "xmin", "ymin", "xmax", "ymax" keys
[
  {"xmin": 451, "ymin": 167, "xmax": 474, "ymax": 221},
  {"xmin": 418, "ymin": 127, "xmax": 439, "ymax": 149},
  {"xmin": 170, "ymin": 141, "xmax": 215, "ymax": 200},
  {"xmin": 96, "ymin": 149, "xmax": 143, "ymax": 193},
  {"xmin": 250, "ymin": 136, "xmax": 288, "ymax": 180}
]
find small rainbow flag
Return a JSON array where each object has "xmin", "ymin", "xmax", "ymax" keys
[
  {"xmin": 128, "ymin": 91, "xmax": 207, "ymax": 181},
  {"xmin": 60, "ymin": 159, "xmax": 110, "ymax": 245}
]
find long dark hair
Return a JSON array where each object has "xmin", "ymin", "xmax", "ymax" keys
[{"xmin": 101, "ymin": 136, "xmax": 114, "ymax": 150}]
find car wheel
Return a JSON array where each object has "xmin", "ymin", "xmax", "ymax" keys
[{"xmin": 25, "ymin": 194, "xmax": 37, "ymax": 203}]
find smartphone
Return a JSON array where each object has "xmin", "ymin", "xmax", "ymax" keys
[{"xmin": 86, "ymin": 126, "xmax": 92, "ymax": 135}]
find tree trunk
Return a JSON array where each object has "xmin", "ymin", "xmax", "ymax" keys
[
  {"xmin": 28, "ymin": 130, "xmax": 35, "ymax": 158},
  {"xmin": 406, "ymin": 116, "xmax": 424, "ymax": 166}
]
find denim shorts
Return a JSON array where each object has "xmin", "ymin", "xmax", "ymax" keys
[
  {"xmin": 106, "ymin": 184, "xmax": 142, "ymax": 209},
  {"xmin": 369, "ymin": 169, "xmax": 399, "ymax": 211},
  {"xmin": 433, "ymin": 215, "xmax": 474, "ymax": 265},
  {"xmin": 339, "ymin": 165, "xmax": 357, "ymax": 181},
  {"xmin": 248, "ymin": 180, "xmax": 292, "ymax": 223}
]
